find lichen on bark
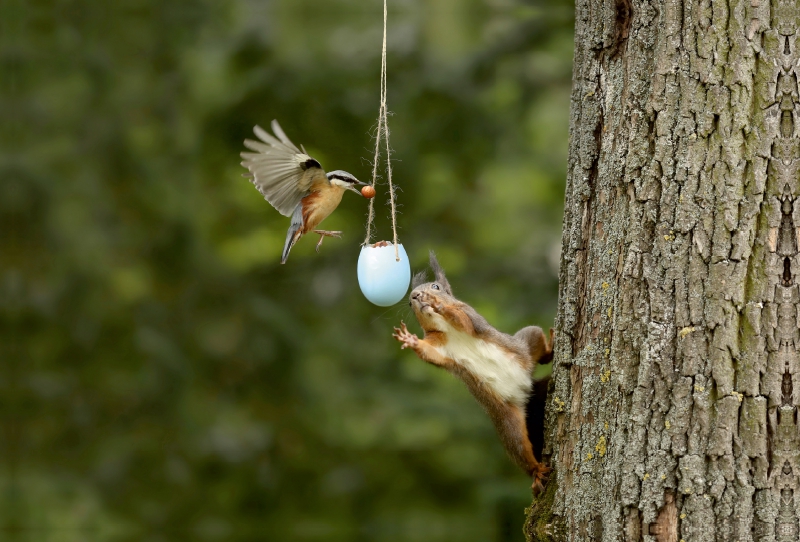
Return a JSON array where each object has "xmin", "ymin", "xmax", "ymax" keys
[{"xmin": 534, "ymin": 0, "xmax": 800, "ymax": 540}]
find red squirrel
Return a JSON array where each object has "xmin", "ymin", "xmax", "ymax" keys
[{"xmin": 393, "ymin": 252, "xmax": 553, "ymax": 492}]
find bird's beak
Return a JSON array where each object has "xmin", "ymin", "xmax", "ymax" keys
[{"xmin": 346, "ymin": 180, "xmax": 367, "ymax": 194}]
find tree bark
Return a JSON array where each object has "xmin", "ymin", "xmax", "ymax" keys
[{"xmin": 527, "ymin": 0, "xmax": 800, "ymax": 540}]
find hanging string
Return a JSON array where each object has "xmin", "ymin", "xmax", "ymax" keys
[
  {"xmin": 363, "ymin": 0, "xmax": 400, "ymax": 261},
  {"xmin": 362, "ymin": 24, "xmax": 383, "ymax": 250}
]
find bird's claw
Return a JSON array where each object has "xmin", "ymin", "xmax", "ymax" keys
[
  {"xmin": 314, "ymin": 230, "xmax": 343, "ymax": 252},
  {"xmin": 313, "ymin": 230, "xmax": 342, "ymax": 238},
  {"xmin": 392, "ymin": 322, "xmax": 419, "ymax": 350}
]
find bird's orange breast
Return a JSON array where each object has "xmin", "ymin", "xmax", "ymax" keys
[{"xmin": 301, "ymin": 184, "xmax": 346, "ymax": 232}]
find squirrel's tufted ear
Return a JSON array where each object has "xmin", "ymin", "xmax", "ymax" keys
[
  {"xmin": 428, "ymin": 251, "xmax": 453, "ymax": 295},
  {"xmin": 411, "ymin": 270, "xmax": 428, "ymax": 289}
]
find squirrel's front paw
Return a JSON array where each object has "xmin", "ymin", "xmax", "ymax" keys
[{"xmin": 393, "ymin": 322, "xmax": 419, "ymax": 350}]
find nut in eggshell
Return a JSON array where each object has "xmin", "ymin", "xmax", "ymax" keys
[{"xmin": 361, "ymin": 185, "xmax": 376, "ymax": 198}]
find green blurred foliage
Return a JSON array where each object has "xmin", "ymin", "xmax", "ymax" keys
[{"xmin": 6, "ymin": 0, "xmax": 572, "ymax": 540}]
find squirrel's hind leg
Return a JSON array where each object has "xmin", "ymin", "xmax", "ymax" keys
[
  {"xmin": 514, "ymin": 326, "xmax": 554, "ymax": 366},
  {"xmin": 490, "ymin": 402, "xmax": 550, "ymax": 494}
]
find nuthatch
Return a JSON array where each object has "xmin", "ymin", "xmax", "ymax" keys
[{"xmin": 241, "ymin": 120, "xmax": 367, "ymax": 264}]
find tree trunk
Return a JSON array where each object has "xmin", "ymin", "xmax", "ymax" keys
[{"xmin": 527, "ymin": 0, "xmax": 800, "ymax": 540}]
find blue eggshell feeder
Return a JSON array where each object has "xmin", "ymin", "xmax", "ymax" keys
[{"xmin": 358, "ymin": 243, "xmax": 411, "ymax": 306}]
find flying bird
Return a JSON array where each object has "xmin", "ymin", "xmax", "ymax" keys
[{"xmin": 241, "ymin": 120, "xmax": 367, "ymax": 264}]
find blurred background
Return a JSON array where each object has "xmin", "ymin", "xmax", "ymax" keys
[{"xmin": 8, "ymin": 0, "xmax": 573, "ymax": 540}]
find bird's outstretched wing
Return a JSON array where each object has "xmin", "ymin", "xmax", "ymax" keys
[{"xmin": 240, "ymin": 120, "xmax": 325, "ymax": 217}]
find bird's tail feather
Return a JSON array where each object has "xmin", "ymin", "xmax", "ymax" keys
[{"xmin": 281, "ymin": 224, "xmax": 302, "ymax": 264}]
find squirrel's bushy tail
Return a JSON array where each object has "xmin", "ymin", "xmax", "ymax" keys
[{"xmin": 525, "ymin": 378, "xmax": 550, "ymax": 461}]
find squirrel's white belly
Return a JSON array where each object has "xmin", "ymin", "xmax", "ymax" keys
[{"xmin": 436, "ymin": 328, "xmax": 532, "ymax": 406}]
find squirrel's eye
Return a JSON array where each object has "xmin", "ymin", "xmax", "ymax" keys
[{"xmin": 431, "ymin": 284, "xmax": 440, "ymax": 290}]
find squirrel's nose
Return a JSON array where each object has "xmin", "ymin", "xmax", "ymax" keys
[{"xmin": 411, "ymin": 291, "xmax": 420, "ymax": 300}]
